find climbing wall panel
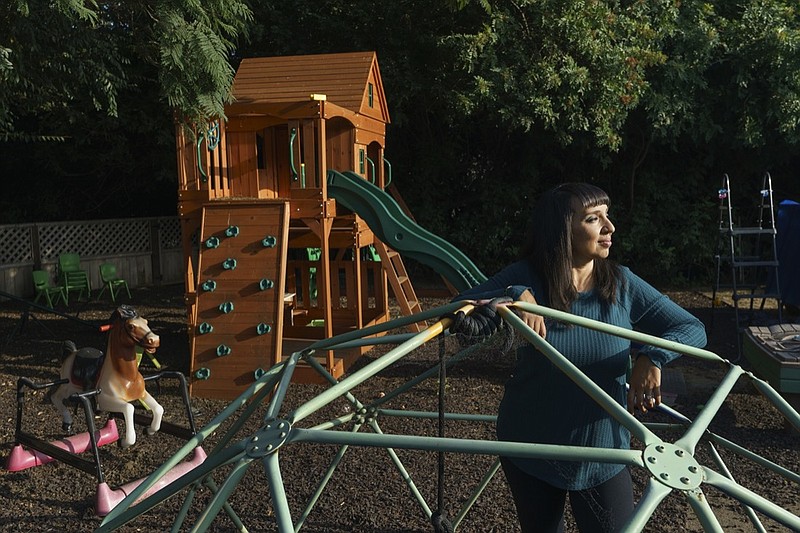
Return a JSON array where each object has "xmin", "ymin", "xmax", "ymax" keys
[{"xmin": 190, "ymin": 200, "xmax": 290, "ymax": 400}]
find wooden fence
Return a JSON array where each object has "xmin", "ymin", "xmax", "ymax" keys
[{"xmin": 0, "ymin": 216, "xmax": 184, "ymax": 300}]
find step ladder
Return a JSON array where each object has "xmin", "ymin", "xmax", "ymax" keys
[
  {"xmin": 373, "ymin": 240, "xmax": 425, "ymax": 332},
  {"xmin": 712, "ymin": 172, "xmax": 783, "ymax": 357}
]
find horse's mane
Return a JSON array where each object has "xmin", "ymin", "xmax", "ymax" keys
[{"xmin": 109, "ymin": 304, "xmax": 138, "ymax": 325}]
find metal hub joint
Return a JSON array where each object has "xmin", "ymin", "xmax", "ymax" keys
[
  {"xmin": 643, "ymin": 442, "xmax": 704, "ymax": 490},
  {"xmin": 246, "ymin": 418, "xmax": 291, "ymax": 458}
]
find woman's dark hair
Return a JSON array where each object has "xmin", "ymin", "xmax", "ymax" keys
[{"xmin": 521, "ymin": 182, "xmax": 621, "ymax": 311}]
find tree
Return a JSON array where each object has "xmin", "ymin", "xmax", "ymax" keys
[
  {"xmin": 1, "ymin": 0, "xmax": 798, "ymax": 283},
  {"xmin": 0, "ymin": 0, "xmax": 252, "ymax": 220},
  {"xmin": 0, "ymin": 0, "xmax": 252, "ymax": 140},
  {"xmin": 438, "ymin": 0, "xmax": 676, "ymax": 150}
]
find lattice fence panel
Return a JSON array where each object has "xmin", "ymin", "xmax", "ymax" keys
[
  {"xmin": 158, "ymin": 217, "xmax": 182, "ymax": 250},
  {"xmin": 38, "ymin": 219, "xmax": 151, "ymax": 261},
  {"xmin": 0, "ymin": 224, "xmax": 33, "ymax": 265}
]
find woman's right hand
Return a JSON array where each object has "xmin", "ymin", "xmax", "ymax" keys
[{"xmin": 517, "ymin": 289, "xmax": 546, "ymax": 338}]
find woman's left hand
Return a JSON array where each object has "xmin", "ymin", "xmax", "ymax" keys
[{"xmin": 627, "ymin": 355, "xmax": 662, "ymax": 413}]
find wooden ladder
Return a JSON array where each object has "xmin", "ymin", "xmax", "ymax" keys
[{"xmin": 373, "ymin": 240, "xmax": 425, "ymax": 332}]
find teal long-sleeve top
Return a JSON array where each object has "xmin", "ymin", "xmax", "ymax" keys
[{"xmin": 454, "ymin": 260, "xmax": 707, "ymax": 490}]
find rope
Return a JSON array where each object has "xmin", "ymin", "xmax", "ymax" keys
[{"xmin": 431, "ymin": 334, "xmax": 454, "ymax": 533}]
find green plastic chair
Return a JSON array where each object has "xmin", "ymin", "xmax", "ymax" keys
[
  {"xmin": 32, "ymin": 270, "xmax": 67, "ymax": 308},
  {"xmin": 97, "ymin": 262, "xmax": 131, "ymax": 302},
  {"xmin": 58, "ymin": 253, "xmax": 92, "ymax": 302}
]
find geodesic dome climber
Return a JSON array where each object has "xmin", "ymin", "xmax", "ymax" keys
[{"xmin": 96, "ymin": 300, "xmax": 800, "ymax": 532}]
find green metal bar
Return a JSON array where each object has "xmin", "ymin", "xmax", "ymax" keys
[
  {"xmin": 288, "ymin": 428, "xmax": 643, "ymax": 466},
  {"xmin": 660, "ymin": 392, "xmax": 800, "ymax": 533},
  {"xmin": 317, "ymin": 332, "xmax": 418, "ymax": 351},
  {"xmin": 622, "ymin": 478, "xmax": 672, "ymax": 532},
  {"xmin": 707, "ymin": 432, "xmax": 800, "ymax": 485},
  {"xmin": 177, "ymin": 479, "xmax": 252, "ymax": 533},
  {"xmin": 499, "ymin": 306, "xmax": 661, "ymax": 446},
  {"xmin": 291, "ymin": 313, "xmax": 458, "ymax": 423},
  {"xmin": 654, "ymin": 401, "xmax": 693, "ymax": 425},
  {"xmin": 300, "ymin": 339, "xmax": 498, "ymax": 528},
  {"xmin": 170, "ymin": 484, "xmax": 196, "ymax": 533},
  {"xmin": 704, "ymin": 469, "xmax": 800, "ymax": 531},
  {"xmin": 749, "ymin": 378, "xmax": 800, "ymax": 432},
  {"xmin": 653, "ymin": 395, "xmax": 799, "ymax": 486},
  {"xmin": 295, "ymin": 422, "xmax": 363, "ymax": 532},
  {"xmin": 96, "ymin": 441, "xmax": 249, "ymax": 532},
  {"xmin": 211, "ymin": 368, "xmax": 285, "ymax": 456},
  {"xmin": 648, "ymin": 394, "xmax": 800, "ymax": 485},
  {"xmin": 98, "ymin": 366, "xmax": 283, "ymax": 530},
  {"xmin": 511, "ymin": 301, "xmax": 724, "ymax": 363},
  {"xmin": 705, "ymin": 442, "xmax": 767, "ymax": 532},
  {"xmin": 197, "ymin": 477, "xmax": 250, "ymax": 533},
  {"xmin": 644, "ymin": 422, "xmax": 690, "ymax": 433},
  {"xmin": 452, "ymin": 457, "xmax": 502, "ymax": 529},
  {"xmin": 302, "ymin": 301, "xmax": 467, "ymax": 354},
  {"xmin": 685, "ymin": 488, "xmax": 725, "ymax": 532},
  {"xmin": 379, "ymin": 408, "xmax": 496, "ymax": 423},
  {"xmin": 189, "ymin": 457, "xmax": 254, "ymax": 533},
  {"xmin": 300, "ymin": 352, "xmax": 373, "ymax": 430},
  {"xmin": 366, "ymin": 342, "xmax": 484, "ymax": 412},
  {"xmin": 655, "ymin": 388, "xmax": 797, "ymax": 528},
  {"xmin": 306, "ymin": 411, "xmax": 357, "ymax": 432},
  {"xmin": 300, "ymin": 348, "xmax": 371, "ymax": 415},
  {"xmin": 264, "ymin": 452, "xmax": 295, "ymax": 532},
  {"xmin": 263, "ymin": 350, "xmax": 303, "ymax": 422},
  {"xmin": 654, "ymin": 390, "xmax": 798, "ymax": 530},
  {"xmin": 675, "ymin": 365, "xmax": 745, "ymax": 453},
  {"xmin": 367, "ymin": 419, "xmax": 435, "ymax": 519}
]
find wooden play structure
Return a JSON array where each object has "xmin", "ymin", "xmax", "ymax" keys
[{"xmin": 175, "ymin": 51, "xmax": 421, "ymax": 399}]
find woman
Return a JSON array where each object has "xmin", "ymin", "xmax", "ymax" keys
[{"xmin": 448, "ymin": 182, "xmax": 707, "ymax": 532}]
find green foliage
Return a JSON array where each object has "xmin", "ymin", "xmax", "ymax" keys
[
  {"xmin": 644, "ymin": 0, "xmax": 800, "ymax": 148},
  {"xmin": 0, "ymin": 0, "xmax": 251, "ymax": 220},
  {"xmin": 154, "ymin": 0, "xmax": 253, "ymax": 125},
  {"xmin": 441, "ymin": 0, "xmax": 673, "ymax": 149},
  {"xmin": 0, "ymin": 0, "xmax": 126, "ymax": 140},
  {"xmin": 612, "ymin": 173, "xmax": 717, "ymax": 284},
  {"xmin": 1, "ymin": 0, "xmax": 799, "ymax": 286},
  {"xmin": 0, "ymin": 0, "xmax": 252, "ymax": 140}
]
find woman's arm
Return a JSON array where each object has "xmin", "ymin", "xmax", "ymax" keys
[
  {"xmin": 624, "ymin": 268, "xmax": 707, "ymax": 413},
  {"xmin": 452, "ymin": 261, "xmax": 546, "ymax": 337}
]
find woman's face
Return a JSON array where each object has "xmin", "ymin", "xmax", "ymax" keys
[{"xmin": 570, "ymin": 201, "xmax": 615, "ymax": 265}]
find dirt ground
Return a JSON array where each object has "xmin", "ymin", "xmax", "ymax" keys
[{"xmin": 0, "ymin": 283, "xmax": 798, "ymax": 532}]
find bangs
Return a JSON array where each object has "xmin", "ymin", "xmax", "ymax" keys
[{"xmin": 568, "ymin": 183, "xmax": 609, "ymax": 209}]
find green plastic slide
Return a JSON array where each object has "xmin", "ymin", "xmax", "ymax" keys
[{"xmin": 327, "ymin": 170, "xmax": 487, "ymax": 292}]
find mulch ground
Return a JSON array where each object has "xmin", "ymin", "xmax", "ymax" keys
[{"xmin": 0, "ymin": 284, "xmax": 798, "ymax": 532}]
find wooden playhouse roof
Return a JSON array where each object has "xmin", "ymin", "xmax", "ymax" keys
[{"xmin": 230, "ymin": 51, "xmax": 390, "ymax": 123}]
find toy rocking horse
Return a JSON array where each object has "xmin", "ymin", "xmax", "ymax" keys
[{"xmin": 51, "ymin": 305, "xmax": 164, "ymax": 448}]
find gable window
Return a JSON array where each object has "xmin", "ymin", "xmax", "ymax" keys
[{"xmin": 368, "ymin": 83, "xmax": 374, "ymax": 108}]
